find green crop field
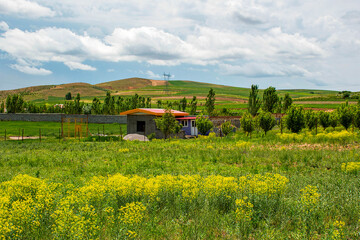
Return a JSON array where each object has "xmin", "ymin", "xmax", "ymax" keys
[{"xmin": 0, "ymin": 124, "xmax": 360, "ymax": 239}]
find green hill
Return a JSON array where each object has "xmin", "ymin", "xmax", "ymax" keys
[{"xmin": 0, "ymin": 77, "xmax": 355, "ymax": 109}]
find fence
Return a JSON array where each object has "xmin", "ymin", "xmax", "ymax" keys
[{"xmin": 0, "ymin": 113, "xmax": 126, "ymax": 124}]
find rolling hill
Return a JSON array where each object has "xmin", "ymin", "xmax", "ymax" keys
[{"xmin": 0, "ymin": 77, "xmax": 347, "ymax": 106}]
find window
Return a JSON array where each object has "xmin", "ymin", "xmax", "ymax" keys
[
  {"xmin": 137, "ymin": 121, "xmax": 145, "ymax": 132},
  {"xmin": 181, "ymin": 120, "xmax": 188, "ymax": 127},
  {"xmin": 191, "ymin": 120, "xmax": 196, "ymax": 127}
]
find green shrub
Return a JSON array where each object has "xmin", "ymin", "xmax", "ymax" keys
[
  {"xmin": 319, "ymin": 111, "xmax": 330, "ymax": 130},
  {"xmin": 285, "ymin": 106, "xmax": 305, "ymax": 133},
  {"xmin": 337, "ymin": 105, "xmax": 353, "ymax": 130},
  {"xmin": 221, "ymin": 121, "xmax": 235, "ymax": 136},
  {"xmin": 196, "ymin": 115, "xmax": 213, "ymax": 135},
  {"xmin": 305, "ymin": 110, "xmax": 318, "ymax": 131},
  {"xmin": 258, "ymin": 112, "xmax": 276, "ymax": 135},
  {"xmin": 240, "ymin": 112, "xmax": 255, "ymax": 136}
]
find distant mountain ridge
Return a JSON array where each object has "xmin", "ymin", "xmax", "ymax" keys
[{"xmin": 0, "ymin": 77, "xmax": 339, "ymax": 102}]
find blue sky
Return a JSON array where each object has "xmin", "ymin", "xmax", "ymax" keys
[{"xmin": 0, "ymin": 0, "xmax": 360, "ymax": 91}]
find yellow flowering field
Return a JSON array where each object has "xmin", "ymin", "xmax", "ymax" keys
[{"xmin": 0, "ymin": 131, "xmax": 359, "ymax": 239}]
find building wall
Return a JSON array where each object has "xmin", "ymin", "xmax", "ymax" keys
[
  {"xmin": 127, "ymin": 115, "xmax": 163, "ymax": 137},
  {"xmin": 0, "ymin": 113, "xmax": 127, "ymax": 124},
  {"xmin": 127, "ymin": 115, "xmax": 186, "ymax": 139},
  {"xmin": 178, "ymin": 119, "xmax": 192, "ymax": 135}
]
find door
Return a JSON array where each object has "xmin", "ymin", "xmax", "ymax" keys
[
  {"xmin": 191, "ymin": 120, "xmax": 198, "ymax": 136},
  {"xmin": 137, "ymin": 121, "xmax": 145, "ymax": 133}
]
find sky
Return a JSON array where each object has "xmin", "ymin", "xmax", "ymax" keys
[{"xmin": 0, "ymin": 0, "xmax": 359, "ymax": 91}]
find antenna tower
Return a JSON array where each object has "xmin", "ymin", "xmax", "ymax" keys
[{"xmin": 163, "ymin": 72, "xmax": 171, "ymax": 95}]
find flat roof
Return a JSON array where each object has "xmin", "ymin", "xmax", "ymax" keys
[{"xmin": 120, "ymin": 108, "xmax": 189, "ymax": 117}]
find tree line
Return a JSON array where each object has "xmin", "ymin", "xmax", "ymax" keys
[{"xmin": 242, "ymin": 84, "xmax": 360, "ymax": 136}]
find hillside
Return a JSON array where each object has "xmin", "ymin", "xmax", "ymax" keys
[{"xmin": 0, "ymin": 77, "xmax": 345, "ymax": 105}]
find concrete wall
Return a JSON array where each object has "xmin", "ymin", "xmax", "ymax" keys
[
  {"xmin": 127, "ymin": 115, "xmax": 185, "ymax": 139},
  {"xmin": 127, "ymin": 115, "xmax": 162, "ymax": 137},
  {"xmin": 0, "ymin": 113, "xmax": 127, "ymax": 124}
]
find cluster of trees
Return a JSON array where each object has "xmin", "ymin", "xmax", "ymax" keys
[
  {"xmin": 248, "ymin": 85, "xmax": 293, "ymax": 117},
  {"xmin": 89, "ymin": 92, "xmax": 152, "ymax": 115},
  {"xmin": 1, "ymin": 92, "xmax": 153, "ymax": 115},
  {"xmin": 241, "ymin": 102, "xmax": 360, "ymax": 136},
  {"xmin": 284, "ymin": 103, "xmax": 359, "ymax": 133}
]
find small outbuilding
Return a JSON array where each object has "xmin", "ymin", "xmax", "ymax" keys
[{"xmin": 120, "ymin": 108, "xmax": 192, "ymax": 139}]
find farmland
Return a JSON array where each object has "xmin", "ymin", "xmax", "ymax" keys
[{"xmin": 0, "ymin": 126, "xmax": 359, "ymax": 239}]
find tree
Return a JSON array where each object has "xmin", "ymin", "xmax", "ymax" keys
[
  {"xmin": 283, "ymin": 93, "xmax": 293, "ymax": 112},
  {"xmin": 180, "ymin": 97, "xmax": 187, "ymax": 112},
  {"xmin": 285, "ymin": 106, "xmax": 305, "ymax": 133},
  {"xmin": 240, "ymin": 112, "xmax": 255, "ymax": 137},
  {"xmin": 82, "ymin": 104, "xmax": 92, "ymax": 114},
  {"xmin": 190, "ymin": 96, "xmax": 197, "ymax": 115},
  {"xmin": 91, "ymin": 97, "xmax": 102, "ymax": 114},
  {"xmin": 5, "ymin": 94, "xmax": 24, "ymax": 113},
  {"xmin": 329, "ymin": 111, "xmax": 338, "ymax": 130},
  {"xmin": 157, "ymin": 100, "xmax": 162, "ymax": 108},
  {"xmin": 73, "ymin": 93, "xmax": 83, "ymax": 114},
  {"xmin": 155, "ymin": 108, "xmax": 182, "ymax": 139},
  {"xmin": 354, "ymin": 107, "xmax": 360, "ymax": 130},
  {"xmin": 116, "ymin": 96, "xmax": 124, "ymax": 113},
  {"xmin": 221, "ymin": 121, "xmax": 235, "ymax": 136},
  {"xmin": 65, "ymin": 92, "xmax": 72, "ymax": 100},
  {"xmin": 337, "ymin": 105, "xmax": 353, "ymax": 130},
  {"xmin": 276, "ymin": 97, "xmax": 283, "ymax": 113},
  {"xmin": 103, "ymin": 92, "xmax": 115, "ymax": 115},
  {"xmin": 131, "ymin": 93, "xmax": 139, "ymax": 109},
  {"xmin": 305, "ymin": 110, "xmax": 318, "ymax": 131},
  {"xmin": 319, "ymin": 111, "xmax": 330, "ymax": 130},
  {"xmin": 248, "ymin": 85, "xmax": 261, "ymax": 116},
  {"xmin": 258, "ymin": 111, "xmax": 276, "ymax": 135},
  {"xmin": 195, "ymin": 115, "xmax": 213, "ymax": 135},
  {"xmin": 262, "ymin": 86, "xmax": 279, "ymax": 113},
  {"xmin": 146, "ymin": 97, "xmax": 151, "ymax": 108},
  {"xmin": 205, "ymin": 88, "xmax": 216, "ymax": 116},
  {"xmin": 0, "ymin": 101, "xmax": 4, "ymax": 113}
]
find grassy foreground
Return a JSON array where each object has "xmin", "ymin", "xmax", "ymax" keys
[{"xmin": 0, "ymin": 130, "xmax": 360, "ymax": 239}]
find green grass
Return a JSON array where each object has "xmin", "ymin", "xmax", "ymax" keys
[
  {"xmin": 0, "ymin": 121, "xmax": 126, "ymax": 139},
  {"xmin": 0, "ymin": 127, "xmax": 359, "ymax": 239}
]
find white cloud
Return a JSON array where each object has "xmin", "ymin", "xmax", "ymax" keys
[
  {"xmin": 1, "ymin": 0, "xmax": 360, "ymax": 89},
  {"xmin": 10, "ymin": 64, "xmax": 52, "ymax": 75},
  {"xmin": 221, "ymin": 62, "xmax": 310, "ymax": 78},
  {"xmin": 0, "ymin": 21, "xmax": 9, "ymax": 31},
  {"xmin": 145, "ymin": 70, "xmax": 161, "ymax": 79},
  {"xmin": 0, "ymin": 0, "xmax": 55, "ymax": 18},
  {"xmin": 64, "ymin": 62, "xmax": 96, "ymax": 71},
  {"xmin": 0, "ymin": 25, "xmax": 325, "ymax": 77}
]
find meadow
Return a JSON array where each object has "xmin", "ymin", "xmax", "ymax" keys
[{"xmin": 0, "ymin": 126, "xmax": 359, "ymax": 239}]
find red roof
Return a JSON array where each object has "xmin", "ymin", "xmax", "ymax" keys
[
  {"xmin": 176, "ymin": 117, "xmax": 196, "ymax": 120},
  {"xmin": 120, "ymin": 108, "xmax": 189, "ymax": 116}
]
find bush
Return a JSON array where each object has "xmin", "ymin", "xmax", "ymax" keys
[
  {"xmin": 196, "ymin": 115, "xmax": 213, "ymax": 135},
  {"xmin": 285, "ymin": 106, "xmax": 305, "ymax": 133},
  {"xmin": 353, "ymin": 107, "xmax": 360, "ymax": 130},
  {"xmin": 319, "ymin": 111, "xmax": 330, "ymax": 130},
  {"xmin": 221, "ymin": 121, "xmax": 235, "ymax": 136},
  {"xmin": 258, "ymin": 112, "xmax": 276, "ymax": 135},
  {"xmin": 305, "ymin": 110, "xmax": 318, "ymax": 130},
  {"xmin": 329, "ymin": 112, "xmax": 338, "ymax": 129},
  {"xmin": 240, "ymin": 112, "xmax": 255, "ymax": 137},
  {"xmin": 337, "ymin": 105, "xmax": 353, "ymax": 130}
]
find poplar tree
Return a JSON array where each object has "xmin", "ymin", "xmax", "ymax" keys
[
  {"xmin": 205, "ymin": 88, "xmax": 215, "ymax": 116},
  {"xmin": 248, "ymin": 85, "xmax": 261, "ymax": 116}
]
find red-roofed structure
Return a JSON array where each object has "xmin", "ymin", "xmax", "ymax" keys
[
  {"xmin": 120, "ymin": 108, "xmax": 191, "ymax": 138},
  {"xmin": 120, "ymin": 108, "xmax": 189, "ymax": 117}
]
